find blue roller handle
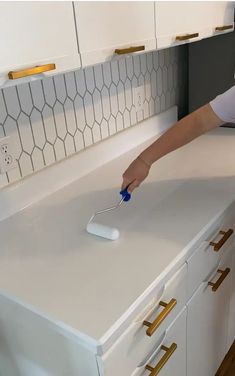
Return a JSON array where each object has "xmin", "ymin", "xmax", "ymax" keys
[{"xmin": 120, "ymin": 187, "xmax": 131, "ymax": 202}]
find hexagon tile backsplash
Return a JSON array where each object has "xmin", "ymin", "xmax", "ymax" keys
[{"xmin": 0, "ymin": 46, "xmax": 187, "ymax": 189}]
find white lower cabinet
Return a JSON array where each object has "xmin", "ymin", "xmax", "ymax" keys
[
  {"xmin": 187, "ymin": 248, "xmax": 233, "ymax": 376},
  {"xmin": 227, "ymin": 247, "xmax": 235, "ymax": 350}
]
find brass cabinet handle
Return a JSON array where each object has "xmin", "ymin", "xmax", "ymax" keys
[
  {"xmin": 215, "ymin": 24, "xmax": 233, "ymax": 31},
  {"xmin": 143, "ymin": 298, "xmax": 177, "ymax": 337},
  {"xmin": 209, "ymin": 228, "xmax": 233, "ymax": 252},
  {"xmin": 146, "ymin": 343, "xmax": 177, "ymax": 376},
  {"xmin": 208, "ymin": 268, "xmax": 230, "ymax": 292},
  {"xmin": 115, "ymin": 45, "xmax": 145, "ymax": 55},
  {"xmin": 8, "ymin": 63, "xmax": 56, "ymax": 80},
  {"xmin": 175, "ymin": 33, "xmax": 199, "ymax": 41}
]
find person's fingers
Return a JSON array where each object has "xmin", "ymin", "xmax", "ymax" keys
[
  {"xmin": 127, "ymin": 180, "xmax": 140, "ymax": 193},
  {"xmin": 121, "ymin": 176, "xmax": 131, "ymax": 190}
]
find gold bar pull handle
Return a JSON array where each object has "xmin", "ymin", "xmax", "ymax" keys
[
  {"xmin": 115, "ymin": 45, "xmax": 145, "ymax": 55},
  {"xmin": 215, "ymin": 24, "xmax": 233, "ymax": 31},
  {"xmin": 175, "ymin": 32, "xmax": 199, "ymax": 41},
  {"xmin": 143, "ymin": 298, "xmax": 177, "ymax": 337},
  {"xmin": 146, "ymin": 343, "xmax": 177, "ymax": 376},
  {"xmin": 208, "ymin": 268, "xmax": 230, "ymax": 292},
  {"xmin": 8, "ymin": 63, "xmax": 56, "ymax": 80},
  {"xmin": 210, "ymin": 228, "xmax": 233, "ymax": 252}
]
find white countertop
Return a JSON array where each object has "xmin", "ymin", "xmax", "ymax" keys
[{"xmin": 1, "ymin": 113, "xmax": 235, "ymax": 353}]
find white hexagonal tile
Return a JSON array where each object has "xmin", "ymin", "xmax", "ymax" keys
[
  {"xmin": 42, "ymin": 105, "xmax": 57, "ymax": 144},
  {"xmin": 54, "ymin": 138, "xmax": 66, "ymax": 161},
  {"xmin": 168, "ymin": 65, "xmax": 174, "ymax": 91},
  {"xmin": 116, "ymin": 112, "xmax": 123, "ymax": 132},
  {"xmin": 54, "ymin": 75, "xmax": 66, "ymax": 104},
  {"xmin": 155, "ymin": 97, "xmax": 161, "ymax": 114},
  {"xmin": 0, "ymin": 173, "xmax": 8, "ymax": 188},
  {"xmin": 0, "ymin": 91, "xmax": 7, "ymax": 124},
  {"xmin": 160, "ymin": 94, "xmax": 166, "ymax": 112},
  {"xmin": 133, "ymin": 55, "xmax": 140, "ymax": 78},
  {"xmin": 145, "ymin": 73, "xmax": 151, "ymax": 102},
  {"xmin": 150, "ymin": 70, "xmax": 157, "ymax": 99},
  {"xmin": 75, "ymin": 68, "xmax": 86, "ymax": 97},
  {"xmin": 165, "ymin": 49, "xmax": 171, "ymax": 67},
  {"xmin": 74, "ymin": 95, "xmax": 86, "ymax": 132},
  {"xmin": 64, "ymin": 134, "xmax": 75, "ymax": 156},
  {"xmin": 30, "ymin": 109, "xmax": 46, "ymax": 149},
  {"xmin": 3, "ymin": 86, "xmax": 20, "ymax": 119},
  {"xmin": 159, "ymin": 50, "xmax": 165, "ymax": 68},
  {"xmin": 117, "ymin": 82, "xmax": 125, "ymax": 113},
  {"xmin": 18, "ymin": 113, "xmax": 34, "ymax": 154},
  {"xmin": 163, "ymin": 66, "xmax": 168, "ymax": 94},
  {"xmin": 17, "ymin": 84, "xmax": 33, "ymax": 115},
  {"xmin": 53, "ymin": 102, "xmax": 67, "ymax": 140},
  {"xmin": 19, "ymin": 152, "xmax": 33, "ymax": 176},
  {"xmin": 93, "ymin": 89, "xmax": 103, "ymax": 124},
  {"xmin": 43, "ymin": 143, "xmax": 56, "ymax": 166},
  {"xmin": 170, "ymin": 47, "xmax": 176, "ymax": 64},
  {"xmin": 83, "ymin": 126, "xmax": 93, "ymax": 147},
  {"xmin": 84, "ymin": 92, "xmax": 94, "ymax": 127},
  {"xmin": 140, "ymin": 53, "xmax": 147, "ymax": 75},
  {"xmin": 149, "ymin": 98, "xmax": 155, "ymax": 117},
  {"xmin": 108, "ymin": 115, "xmax": 116, "ymax": 135},
  {"xmin": 130, "ymin": 106, "xmax": 137, "ymax": 126},
  {"xmin": 143, "ymin": 101, "xmax": 149, "ymax": 119},
  {"xmin": 74, "ymin": 130, "xmax": 85, "ymax": 151},
  {"xmin": 170, "ymin": 89, "xmax": 176, "ymax": 106},
  {"xmin": 100, "ymin": 119, "xmax": 109, "ymax": 139},
  {"xmin": 64, "ymin": 98, "xmax": 77, "ymax": 136},
  {"xmin": 94, "ymin": 64, "xmax": 103, "ymax": 91},
  {"xmin": 126, "ymin": 56, "xmax": 133, "ymax": 79},
  {"xmin": 119, "ymin": 58, "xmax": 127, "ymax": 83},
  {"xmin": 31, "ymin": 147, "xmax": 45, "ymax": 171},
  {"xmin": 110, "ymin": 83, "xmax": 118, "ymax": 117},
  {"xmin": 137, "ymin": 108, "xmax": 144, "ymax": 123},
  {"xmin": 30, "ymin": 80, "xmax": 45, "ymax": 111},
  {"xmin": 85, "ymin": 66, "xmax": 95, "ymax": 94},
  {"xmin": 3, "ymin": 116, "xmax": 22, "ymax": 158},
  {"xmin": 101, "ymin": 87, "xmax": 111, "ymax": 120},
  {"xmin": 166, "ymin": 91, "xmax": 171, "ymax": 109},
  {"xmin": 0, "ymin": 125, "xmax": 4, "ymax": 138},
  {"xmin": 124, "ymin": 79, "xmax": 132, "ymax": 110},
  {"xmin": 138, "ymin": 74, "xmax": 144, "ymax": 87},
  {"xmin": 65, "ymin": 72, "xmax": 77, "ymax": 100},
  {"xmin": 123, "ymin": 109, "xmax": 130, "ymax": 129},
  {"xmin": 92, "ymin": 122, "xmax": 101, "ymax": 143},
  {"xmin": 147, "ymin": 53, "xmax": 153, "ymax": 73},
  {"xmin": 173, "ymin": 63, "xmax": 178, "ymax": 89},
  {"xmin": 157, "ymin": 68, "xmax": 163, "ymax": 96},
  {"xmin": 153, "ymin": 51, "xmax": 159, "ymax": 71},
  {"xmin": 102, "ymin": 61, "xmax": 112, "ymax": 88},
  {"xmin": 111, "ymin": 60, "xmax": 119, "ymax": 85},
  {"xmin": 7, "ymin": 165, "xmax": 21, "ymax": 183},
  {"xmin": 42, "ymin": 77, "xmax": 56, "ymax": 107}
]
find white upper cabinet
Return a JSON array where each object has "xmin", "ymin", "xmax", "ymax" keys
[
  {"xmin": 155, "ymin": 1, "xmax": 235, "ymax": 49},
  {"xmin": 74, "ymin": 1, "xmax": 156, "ymax": 67},
  {"xmin": 0, "ymin": 2, "xmax": 80, "ymax": 88}
]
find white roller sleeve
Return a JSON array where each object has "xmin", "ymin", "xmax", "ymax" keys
[{"xmin": 86, "ymin": 222, "xmax": 120, "ymax": 240}]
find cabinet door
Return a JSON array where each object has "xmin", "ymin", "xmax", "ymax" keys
[
  {"xmin": 74, "ymin": 1, "xmax": 156, "ymax": 67},
  {"xmin": 227, "ymin": 247, "xmax": 235, "ymax": 350},
  {"xmin": 155, "ymin": 1, "xmax": 234, "ymax": 50},
  {"xmin": 187, "ymin": 249, "xmax": 233, "ymax": 376},
  {"xmin": 0, "ymin": 2, "xmax": 80, "ymax": 88}
]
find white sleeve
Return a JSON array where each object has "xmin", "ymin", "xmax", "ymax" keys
[{"xmin": 210, "ymin": 85, "xmax": 235, "ymax": 123}]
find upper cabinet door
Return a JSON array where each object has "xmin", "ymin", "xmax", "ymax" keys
[
  {"xmin": 155, "ymin": 1, "xmax": 234, "ymax": 50},
  {"xmin": 74, "ymin": 1, "xmax": 156, "ymax": 67},
  {"xmin": 0, "ymin": 2, "xmax": 80, "ymax": 88}
]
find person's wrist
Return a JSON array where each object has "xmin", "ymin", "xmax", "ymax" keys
[{"xmin": 137, "ymin": 155, "xmax": 151, "ymax": 168}]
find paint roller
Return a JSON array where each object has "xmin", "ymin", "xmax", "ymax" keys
[{"xmin": 86, "ymin": 188, "xmax": 131, "ymax": 240}]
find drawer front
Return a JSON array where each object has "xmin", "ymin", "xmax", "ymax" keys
[
  {"xmin": 187, "ymin": 220, "xmax": 234, "ymax": 299},
  {"xmin": 99, "ymin": 264, "xmax": 187, "ymax": 376},
  {"xmin": 132, "ymin": 308, "xmax": 187, "ymax": 376}
]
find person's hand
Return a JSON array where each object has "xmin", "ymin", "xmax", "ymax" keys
[{"xmin": 121, "ymin": 156, "xmax": 151, "ymax": 193}]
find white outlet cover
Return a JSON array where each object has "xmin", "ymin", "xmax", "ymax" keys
[
  {"xmin": 0, "ymin": 136, "xmax": 17, "ymax": 174},
  {"xmin": 134, "ymin": 86, "xmax": 144, "ymax": 112}
]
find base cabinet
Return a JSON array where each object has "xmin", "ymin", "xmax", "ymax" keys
[{"xmin": 187, "ymin": 249, "xmax": 233, "ymax": 376}]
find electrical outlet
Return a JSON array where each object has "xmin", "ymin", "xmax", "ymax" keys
[
  {"xmin": 0, "ymin": 136, "xmax": 17, "ymax": 173},
  {"xmin": 134, "ymin": 86, "xmax": 144, "ymax": 112}
]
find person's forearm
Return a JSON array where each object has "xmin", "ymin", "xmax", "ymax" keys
[{"xmin": 139, "ymin": 104, "xmax": 223, "ymax": 166}]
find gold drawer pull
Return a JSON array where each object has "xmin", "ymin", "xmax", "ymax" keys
[
  {"xmin": 143, "ymin": 298, "xmax": 177, "ymax": 337},
  {"xmin": 8, "ymin": 63, "xmax": 56, "ymax": 80},
  {"xmin": 210, "ymin": 228, "xmax": 233, "ymax": 252},
  {"xmin": 215, "ymin": 24, "xmax": 233, "ymax": 31},
  {"xmin": 175, "ymin": 32, "xmax": 199, "ymax": 41},
  {"xmin": 146, "ymin": 343, "xmax": 177, "ymax": 376},
  {"xmin": 115, "ymin": 45, "xmax": 145, "ymax": 55},
  {"xmin": 208, "ymin": 268, "xmax": 230, "ymax": 292}
]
